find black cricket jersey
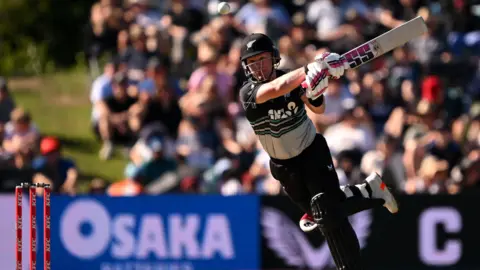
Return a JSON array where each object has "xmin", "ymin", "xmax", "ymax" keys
[{"xmin": 239, "ymin": 70, "xmax": 316, "ymax": 160}]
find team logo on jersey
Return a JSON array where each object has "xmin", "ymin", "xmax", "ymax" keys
[{"xmin": 268, "ymin": 102, "xmax": 298, "ymax": 120}]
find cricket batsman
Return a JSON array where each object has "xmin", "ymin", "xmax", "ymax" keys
[{"xmin": 238, "ymin": 33, "xmax": 398, "ymax": 269}]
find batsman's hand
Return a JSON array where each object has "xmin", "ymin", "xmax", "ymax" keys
[
  {"xmin": 315, "ymin": 52, "xmax": 349, "ymax": 79},
  {"xmin": 303, "ymin": 61, "xmax": 329, "ymax": 100}
]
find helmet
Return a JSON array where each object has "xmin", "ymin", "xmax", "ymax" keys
[
  {"xmin": 240, "ymin": 33, "xmax": 280, "ymax": 82},
  {"xmin": 240, "ymin": 33, "xmax": 280, "ymax": 62}
]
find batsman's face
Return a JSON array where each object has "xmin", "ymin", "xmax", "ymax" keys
[{"xmin": 246, "ymin": 52, "xmax": 274, "ymax": 82}]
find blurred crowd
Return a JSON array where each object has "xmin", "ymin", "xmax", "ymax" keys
[
  {"xmin": 0, "ymin": 78, "xmax": 79, "ymax": 195},
  {"xmin": 83, "ymin": 0, "xmax": 480, "ymax": 196},
  {"xmin": 2, "ymin": 0, "xmax": 479, "ymax": 196}
]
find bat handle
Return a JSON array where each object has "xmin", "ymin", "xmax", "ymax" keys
[{"xmin": 301, "ymin": 70, "xmax": 335, "ymax": 90}]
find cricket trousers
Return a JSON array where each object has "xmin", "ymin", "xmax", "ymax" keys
[
  {"xmin": 269, "ymin": 133, "xmax": 345, "ymax": 213},
  {"xmin": 269, "ymin": 133, "xmax": 365, "ymax": 270}
]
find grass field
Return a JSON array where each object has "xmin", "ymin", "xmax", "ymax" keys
[{"xmin": 8, "ymin": 69, "xmax": 127, "ymax": 192}]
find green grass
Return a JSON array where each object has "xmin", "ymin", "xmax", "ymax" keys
[{"xmin": 9, "ymin": 69, "xmax": 127, "ymax": 192}]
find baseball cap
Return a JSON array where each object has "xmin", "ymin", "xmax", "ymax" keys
[
  {"xmin": 41, "ymin": 136, "xmax": 61, "ymax": 155},
  {"xmin": 421, "ymin": 75, "xmax": 442, "ymax": 103}
]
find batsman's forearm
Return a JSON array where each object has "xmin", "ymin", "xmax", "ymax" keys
[
  {"xmin": 274, "ymin": 67, "xmax": 306, "ymax": 91},
  {"xmin": 256, "ymin": 67, "xmax": 305, "ymax": 103}
]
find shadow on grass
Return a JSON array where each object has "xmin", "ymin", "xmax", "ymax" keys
[
  {"xmin": 53, "ymin": 134, "xmax": 100, "ymax": 155},
  {"xmin": 78, "ymin": 172, "xmax": 115, "ymax": 183}
]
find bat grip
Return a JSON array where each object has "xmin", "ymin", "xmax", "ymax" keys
[{"xmin": 301, "ymin": 69, "xmax": 334, "ymax": 89}]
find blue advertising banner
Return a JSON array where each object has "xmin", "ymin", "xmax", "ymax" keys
[{"xmin": 34, "ymin": 195, "xmax": 259, "ymax": 270}]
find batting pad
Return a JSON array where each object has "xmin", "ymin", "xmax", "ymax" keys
[{"xmin": 322, "ymin": 220, "xmax": 365, "ymax": 270}]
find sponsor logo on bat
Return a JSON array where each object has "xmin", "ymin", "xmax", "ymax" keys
[{"xmin": 344, "ymin": 43, "xmax": 376, "ymax": 69}]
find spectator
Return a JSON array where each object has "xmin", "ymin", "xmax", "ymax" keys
[
  {"xmin": 306, "ymin": 0, "xmax": 363, "ymax": 51},
  {"xmin": 133, "ymin": 59, "xmax": 183, "ymax": 138},
  {"xmin": 217, "ymin": 38, "xmax": 246, "ymax": 95},
  {"xmin": 324, "ymin": 104, "xmax": 376, "ymax": 157},
  {"xmin": 363, "ymin": 78, "xmax": 396, "ymax": 136},
  {"xmin": 117, "ymin": 29, "xmax": 131, "ymax": 61},
  {"xmin": 361, "ymin": 134, "xmax": 404, "ymax": 190},
  {"xmin": 408, "ymin": 14, "xmax": 447, "ymax": 65},
  {"xmin": 241, "ymin": 144, "xmax": 278, "ymax": 194},
  {"xmin": 90, "ymin": 59, "xmax": 117, "ymax": 135},
  {"xmin": 126, "ymin": 136, "xmax": 178, "ymax": 192},
  {"xmin": 277, "ymin": 35, "xmax": 299, "ymax": 70},
  {"xmin": 187, "ymin": 40, "xmax": 234, "ymax": 104},
  {"xmin": 234, "ymin": 0, "xmax": 291, "ymax": 39},
  {"xmin": 127, "ymin": 0, "xmax": 163, "ymax": 28},
  {"xmin": 0, "ymin": 78, "xmax": 15, "ymax": 141},
  {"xmin": 161, "ymin": 0, "xmax": 206, "ymax": 76},
  {"xmin": 176, "ymin": 88, "xmax": 222, "ymax": 171},
  {"xmin": 78, "ymin": 0, "xmax": 480, "ymax": 196},
  {"xmin": 3, "ymin": 108, "xmax": 40, "ymax": 169},
  {"xmin": 449, "ymin": 151, "xmax": 480, "ymax": 193},
  {"xmin": 424, "ymin": 122, "xmax": 463, "ymax": 171},
  {"xmin": 97, "ymin": 72, "xmax": 139, "ymax": 160},
  {"xmin": 404, "ymin": 155, "xmax": 450, "ymax": 195},
  {"xmin": 84, "ymin": 2, "xmax": 119, "ymax": 78},
  {"xmin": 89, "ymin": 178, "xmax": 108, "ymax": 194},
  {"xmin": 160, "ymin": 0, "xmax": 206, "ymax": 34},
  {"xmin": 126, "ymin": 27, "xmax": 150, "ymax": 83},
  {"xmin": 32, "ymin": 137, "xmax": 78, "ymax": 195},
  {"xmin": 309, "ymin": 79, "xmax": 355, "ymax": 132},
  {"xmin": 445, "ymin": 0, "xmax": 480, "ymax": 56}
]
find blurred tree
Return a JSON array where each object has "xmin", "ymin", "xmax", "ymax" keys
[{"xmin": 0, "ymin": 0, "xmax": 96, "ymax": 75}]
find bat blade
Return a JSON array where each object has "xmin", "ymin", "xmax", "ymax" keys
[
  {"xmin": 342, "ymin": 16, "xmax": 428, "ymax": 69},
  {"xmin": 301, "ymin": 16, "xmax": 427, "ymax": 90}
]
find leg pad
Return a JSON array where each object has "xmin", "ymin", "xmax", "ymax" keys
[{"xmin": 311, "ymin": 193, "xmax": 366, "ymax": 270}]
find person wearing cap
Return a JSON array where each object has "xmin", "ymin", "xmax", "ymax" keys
[
  {"xmin": 96, "ymin": 72, "xmax": 139, "ymax": 160},
  {"xmin": 32, "ymin": 136, "xmax": 78, "ymax": 195}
]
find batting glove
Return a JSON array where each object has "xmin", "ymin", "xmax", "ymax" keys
[
  {"xmin": 315, "ymin": 52, "xmax": 349, "ymax": 79},
  {"xmin": 303, "ymin": 61, "xmax": 329, "ymax": 100}
]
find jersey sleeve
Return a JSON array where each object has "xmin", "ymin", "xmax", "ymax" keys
[{"xmin": 238, "ymin": 82, "xmax": 262, "ymax": 111}]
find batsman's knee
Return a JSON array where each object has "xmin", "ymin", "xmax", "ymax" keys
[{"xmin": 310, "ymin": 192, "xmax": 346, "ymax": 231}]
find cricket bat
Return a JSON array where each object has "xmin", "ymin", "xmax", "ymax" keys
[
  {"xmin": 303, "ymin": 15, "xmax": 428, "ymax": 84},
  {"xmin": 340, "ymin": 16, "xmax": 428, "ymax": 69}
]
